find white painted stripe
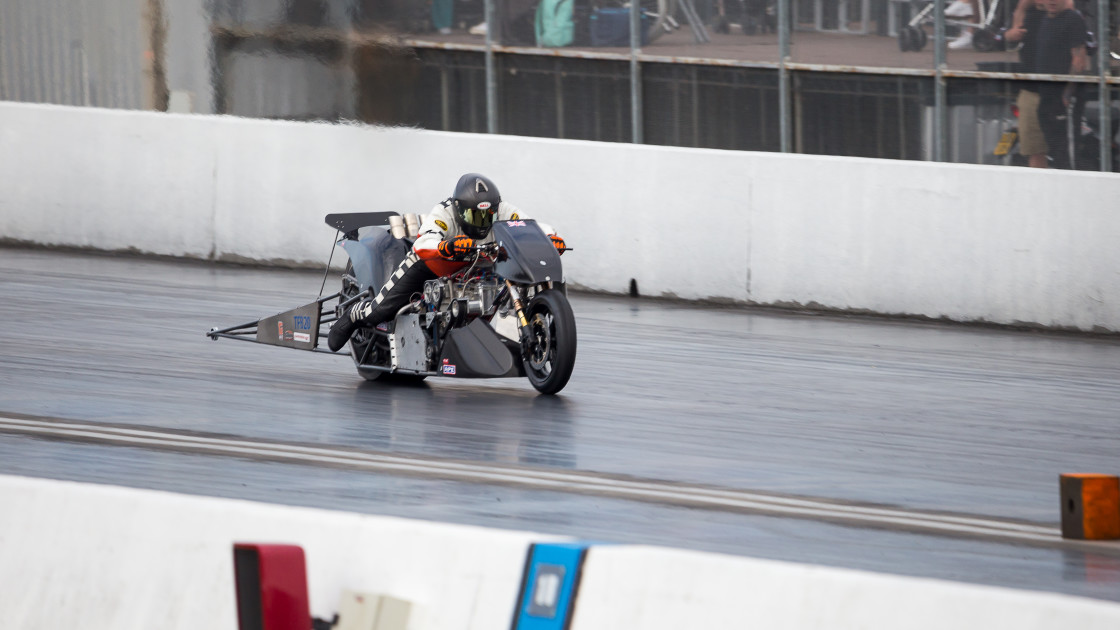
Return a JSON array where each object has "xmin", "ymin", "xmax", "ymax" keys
[{"xmin": 0, "ymin": 415, "xmax": 1078, "ymax": 546}]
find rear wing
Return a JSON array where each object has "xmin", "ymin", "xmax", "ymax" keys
[{"xmin": 324, "ymin": 212, "xmax": 399, "ymax": 238}]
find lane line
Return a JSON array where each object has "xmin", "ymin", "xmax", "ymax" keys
[{"xmin": 0, "ymin": 415, "xmax": 1095, "ymax": 548}]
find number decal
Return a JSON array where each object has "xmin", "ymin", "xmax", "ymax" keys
[
  {"xmin": 533, "ymin": 573, "xmax": 560, "ymax": 609},
  {"xmin": 526, "ymin": 563, "xmax": 566, "ymax": 619}
]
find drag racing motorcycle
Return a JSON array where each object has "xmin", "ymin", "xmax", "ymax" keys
[{"xmin": 208, "ymin": 212, "xmax": 576, "ymax": 394}]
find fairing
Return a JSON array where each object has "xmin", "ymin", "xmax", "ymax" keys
[
  {"xmin": 438, "ymin": 318, "xmax": 520, "ymax": 378},
  {"xmin": 491, "ymin": 220, "xmax": 563, "ymax": 285}
]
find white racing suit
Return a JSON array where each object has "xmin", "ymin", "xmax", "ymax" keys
[{"xmin": 327, "ymin": 199, "xmax": 556, "ymax": 352}]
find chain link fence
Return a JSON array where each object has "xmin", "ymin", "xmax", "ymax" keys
[{"xmin": 2, "ymin": 0, "xmax": 1116, "ymax": 169}]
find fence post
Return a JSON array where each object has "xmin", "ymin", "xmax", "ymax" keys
[
  {"xmin": 485, "ymin": 0, "xmax": 497, "ymax": 134},
  {"xmin": 1098, "ymin": 0, "xmax": 1112, "ymax": 172},
  {"xmin": 779, "ymin": 0, "xmax": 791, "ymax": 153},
  {"xmin": 933, "ymin": 0, "xmax": 947, "ymax": 162},
  {"xmin": 631, "ymin": 0, "xmax": 643, "ymax": 144}
]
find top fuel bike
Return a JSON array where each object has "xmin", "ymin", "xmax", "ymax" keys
[{"xmin": 208, "ymin": 212, "xmax": 577, "ymax": 395}]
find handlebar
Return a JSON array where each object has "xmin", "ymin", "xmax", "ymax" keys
[
  {"xmin": 466, "ymin": 242, "xmax": 503, "ymax": 260},
  {"xmin": 466, "ymin": 242, "xmax": 572, "ymax": 255}
]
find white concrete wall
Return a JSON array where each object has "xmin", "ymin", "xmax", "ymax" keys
[
  {"xmin": 0, "ymin": 474, "xmax": 555, "ymax": 630},
  {"xmin": 1, "ymin": 102, "xmax": 1118, "ymax": 332},
  {"xmin": 571, "ymin": 545, "xmax": 1120, "ymax": 630},
  {"xmin": 3, "ymin": 475, "xmax": 1120, "ymax": 630}
]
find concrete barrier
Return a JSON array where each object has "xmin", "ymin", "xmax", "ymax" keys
[
  {"xmin": 2, "ymin": 102, "xmax": 1118, "ymax": 332},
  {"xmin": 4, "ymin": 475, "xmax": 1120, "ymax": 629},
  {"xmin": 0, "ymin": 474, "xmax": 556, "ymax": 630},
  {"xmin": 570, "ymin": 545, "xmax": 1120, "ymax": 630}
]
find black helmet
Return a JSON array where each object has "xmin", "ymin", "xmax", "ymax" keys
[{"xmin": 452, "ymin": 173, "xmax": 501, "ymax": 239}]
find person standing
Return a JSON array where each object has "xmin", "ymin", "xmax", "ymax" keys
[
  {"xmin": 1005, "ymin": 0, "xmax": 1088, "ymax": 168},
  {"xmin": 1032, "ymin": 0, "xmax": 1089, "ymax": 169},
  {"xmin": 1005, "ymin": 0, "xmax": 1049, "ymax": 167}
]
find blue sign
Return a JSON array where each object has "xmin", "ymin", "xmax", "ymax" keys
[{"xmin": 512, "ymin": 542, "xmax": 591, "ymax": 630}]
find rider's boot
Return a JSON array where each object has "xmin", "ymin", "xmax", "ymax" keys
[
  {"xmin": 328, "ymin": 252, "xmax": 435, "ymax": 353},
  {"xmin": 327, "ymin": 300, "xmax": 375, "ymax": 352}
]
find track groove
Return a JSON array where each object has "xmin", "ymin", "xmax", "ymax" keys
[{"xmin": 4, "ymin": 414, "xmax": 1103, "ymax": 550}]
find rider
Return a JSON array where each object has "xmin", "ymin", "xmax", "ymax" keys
[{"xmin": 327, "ymin": 172, "xmax": 566, "ymax": 352}]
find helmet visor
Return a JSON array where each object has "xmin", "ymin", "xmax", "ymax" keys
[{"xmin": 461, "ymin": 204, "xmax": 495, "ymax": 231}]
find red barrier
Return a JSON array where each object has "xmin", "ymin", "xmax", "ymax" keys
[{"xmin": 233, "ymin": 543, "xmax": 311, "ymax": 630}]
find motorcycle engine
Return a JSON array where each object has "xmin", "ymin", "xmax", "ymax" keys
[{"xmin": 423, "ymin": 276, "xmax": 503, "ymax": 320}]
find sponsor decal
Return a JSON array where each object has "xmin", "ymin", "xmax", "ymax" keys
[
  {"xmin": 283, "ymin": 332, "xmax": 294, "ymax": 341},
  {"xmin": 277, "ymin": 322, "xmax": 284, "ymax": 336},
  {"xmin": 293, "ymin": 315, "xmax": 312, "ymax": 330},
  {"xmin": 478, "ymin": 201, "xmax": 492, "ymax": 211},
  {"xmin": 442, "ymin": 358, "xmax": 457, "ymax": 375},
  {"xmin": 434, "ymin": 219, "xmax": 448, "ymax": 231},
  {"xmin": 510, "ymin": 212, "xmax": 519, "ymax": 220},
  {"xmin": 293, "ymin": 332, "xmax": 311, "ymax": 343},
  {"xmin": 507, "ymin": 220, "xmax": 526, "ymax": 227}
]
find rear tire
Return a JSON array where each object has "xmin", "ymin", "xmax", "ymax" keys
[{"xmin": 522, "ymin": 290, "xmax": 577, "ymax": 395}]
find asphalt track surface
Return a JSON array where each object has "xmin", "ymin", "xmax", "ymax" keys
[{"xmin": 1, "ymin": 246, "xmax": 1119, "ymax": 602}]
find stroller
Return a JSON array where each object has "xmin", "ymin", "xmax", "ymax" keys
[{"xmin": 897, "ymin": 0, "xmax": 1010, "ymax": 52}]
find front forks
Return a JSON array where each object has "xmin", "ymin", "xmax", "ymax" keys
[{"xmin": 505, "ymin": 279, "xmax": 531, "ymax": 348}]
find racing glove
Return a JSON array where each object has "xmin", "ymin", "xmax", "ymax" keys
[
  {"xmin": 438, "ymin": 235, "xmax": 475, "ymax": 259},
  {"xmin": 550, "ymin": 233, "xmax": 566, "ymax": 255}
]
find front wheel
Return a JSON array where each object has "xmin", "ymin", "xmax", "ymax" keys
[{"xmin": 522, "ymin": 289, "xmax": 577, "ymax": 395}]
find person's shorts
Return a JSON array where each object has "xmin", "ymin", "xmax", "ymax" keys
[{"xmin": 1016, "ymin": 89, "xmax": 1047, "ymax": 157}]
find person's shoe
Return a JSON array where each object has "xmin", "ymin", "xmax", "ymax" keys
[
  {"xmin": 944, "ymin": 1, "xmax": 972, "ymax": 17},
  {"xmin": 327, "ymin": 300, "xmax": 374, "ymax": 352},
  {"xmin": 468, "ymin": 21, "xmax": 487, "ymax": 36},
  {"xmin": 948, "ymin": 30, "xmax": 973, "ymax": 49},
  {"xmin": 327, "ymin": 312, "xmax": 354, "ymax": 352},
  {"xmin": 438, "ymin": 27, "xmax": 452, "ymax": 35}
]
